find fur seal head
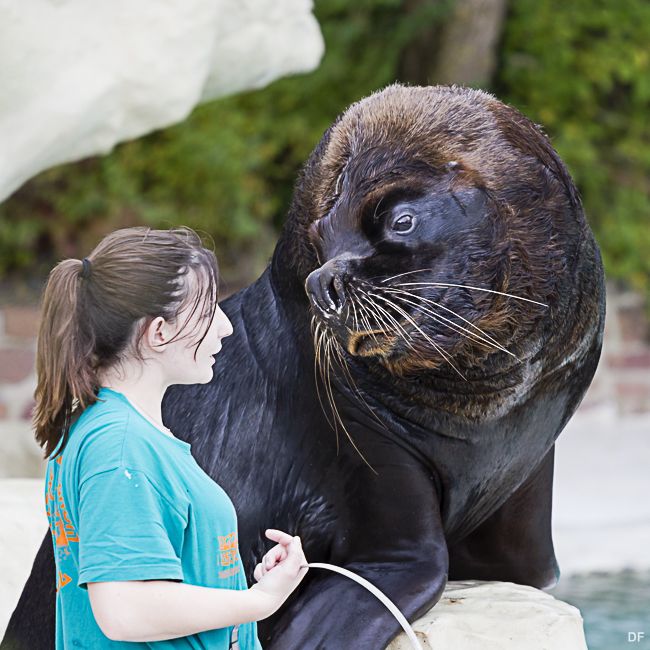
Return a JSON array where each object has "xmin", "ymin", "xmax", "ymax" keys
[{"xmin": 277, "ymin": 84, "xmax": 602, "ymax": 416}]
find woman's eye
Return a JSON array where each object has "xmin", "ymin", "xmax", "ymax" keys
[{"xmin": 392, "ymin": 214, "xmax": 415, "ymax": 233}]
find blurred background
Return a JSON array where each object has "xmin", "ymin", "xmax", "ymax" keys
[{"xmin": 1, "ymin": 1, "xmax": 648, "ymax": 648}]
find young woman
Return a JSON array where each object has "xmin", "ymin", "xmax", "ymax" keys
[{"xmin": 35, "ymin": 226, "xmax": 308, "ymax": 648}]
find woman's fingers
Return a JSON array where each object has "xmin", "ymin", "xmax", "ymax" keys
[
  {"xmin": 253, "ymin": 562, "xmax": 264, "ymax": 582},
  {"xmin": 263, "ymin": 543, "xmax": 288, "ymax": 571},
  {"xmin": 286, "ymin": 536, "xmax": 308, "ymax": 575},
  {"xmin": 265, "ymin": 528, "xmax": 295, "ymax": 546},
  {"xmin": 257, "ymin": 532, "xmax": 306, "ymax": 583}
]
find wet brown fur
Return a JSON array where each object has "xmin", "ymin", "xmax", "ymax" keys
[{"xmin": 281, "ymin": 84, "xmax": 603, "ymax": 421}]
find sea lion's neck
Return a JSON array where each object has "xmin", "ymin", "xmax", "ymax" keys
[{"xmin": 324, "ymin": 350, "xmax": 543, "ymax": 443}]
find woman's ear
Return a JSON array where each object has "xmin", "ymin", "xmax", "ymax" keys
[{"xmin": 145, "ymin": 316, "xmax": 171, "ymax": 352}]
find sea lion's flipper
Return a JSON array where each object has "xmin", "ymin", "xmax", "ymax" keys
[
  {"xmin": 261, "ymin": 559, "xmax": 447, "ymax": 649},
  {"xmin": 260, "ymin": 452, "xmax": 449, "ymax": 649},
  {"xmin": 1, "ymin": 530, "xmax": 55, "ymax": 650},
  {"xmin": 447, "ymin": 445, "xmax": 559, "ymax": 589}
]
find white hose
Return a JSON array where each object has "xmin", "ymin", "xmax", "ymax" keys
[{"xmin": 303, "ymin": 562, "xmax": 425, "ymax": 650}]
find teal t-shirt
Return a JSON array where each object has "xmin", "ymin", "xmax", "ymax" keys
[{"xmin": 45, "ymin": 387, "xmax": 262, "ymax": 650}]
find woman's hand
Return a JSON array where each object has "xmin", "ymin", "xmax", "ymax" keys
[
  {"xmin": 253, "ymin": 529, "xmax": 291, "ymax": 580},
  {"xmin": 250, "ymin": 529, "xmax": 308, "ymax": 613}
]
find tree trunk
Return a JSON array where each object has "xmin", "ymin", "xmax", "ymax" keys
[{"xmin": 399, "ymin": 0, "xmax": 508, "ymax": 87}]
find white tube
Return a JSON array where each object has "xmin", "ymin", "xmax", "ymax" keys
[{"xmin": 304, "ymin": 562, "xmax": 425, "ymax": 650}]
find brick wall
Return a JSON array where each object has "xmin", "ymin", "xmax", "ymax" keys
[
  {"xmin": 581, "ymin": 286, "xmax": 650, "ymax": 413},
  {"xmin": 0, "ymin": 304, "xmax": 42, "ymax": 477},
  {"xmin": 0, "ymin": 283, "xmax": 648, "ymax": 477}
]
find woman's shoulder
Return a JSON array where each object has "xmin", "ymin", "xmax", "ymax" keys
[
  {"xmin": 68, "ymin": 398, "xmax": 131, "ymax": 483},
  {"xmin": 59, "ymin": 392, "xmax": 186, "ymax": 488}
]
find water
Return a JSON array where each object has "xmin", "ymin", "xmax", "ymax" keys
[{"xmin": 551, "ymin": 570, "xmax": 650, "ymax": 649}]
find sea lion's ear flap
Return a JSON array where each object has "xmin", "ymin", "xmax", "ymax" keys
[
  {"xmin": 489, "ymin": 103, "xmax": 582, "ymax": 214},
  {"xmin": 447, "ymin": 445, "xmax": 560, "ymax": 590},
  {"xmin": 287, "ymin": 113, "xmax": 344, "ymax": 225},
  {"xmin": 280, "ymin": 117, "xmax": 346, "ymax": 279}
]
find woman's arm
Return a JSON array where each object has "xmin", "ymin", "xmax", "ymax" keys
[
  {"xmin": 89, "ymin": 580, "xmax": 276, "ymax": 641},
  {"xmin": 89, "ymin": 532, "xmax": 306, "ymax": 642}
]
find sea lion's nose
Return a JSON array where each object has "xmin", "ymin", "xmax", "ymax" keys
[{"xmin": 305, "ymin": 262, "xmax": 348, "ymax": 317}]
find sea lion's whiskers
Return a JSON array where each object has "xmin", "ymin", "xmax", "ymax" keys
[
  {"xmin": 351, "ymin": 292, "xmax": 383, "ymax": 349},
  {"xmin": 352, "ymin": 292, "xmax": 383, "ymax": 344},
  {"xmin": 354, "ymin": 291, "xmax": 398, "ymax": 344},
  {"xmin": 383, "ymin": 285, "xmax": 512, "ymax": 354},
  {"xmin": 349, "ymin": 292, "xmax": 361, "ymax": 333},
  {"xmin": 312, "ymin": 289, "xmax": 389, "ymax": 436},
  {"xmin": 355, "ymin": 291, "xmax": 433, "ymax": 370},
  {"xmin": 354, "ymin": 288, "xmax": 420, "ymax": 357},
  {"xmin": 322, "ymin": 334, "xmax": 342, "ymax": 452},
  {"xmin": 382, "ymin": 287, "xmax": 519, "ymax": 361},
  {"xmin": 370, "ymin": 294, "xmax": 465, "ymax": 379},
  {"xmin": 314, "ymin": 321, "xmax": 341, "ymax": 441},
  {"xmin": 311, "ymin": 317, "xmax": 324, "ymax": 378},
  {"xmin": 314, "ymin": 320, "xmax": 330, "ymax": 385},
  {"xmin": 393, "ymin": 281, "xmax": 548, "ymax": 307},
  {"xmin": 391, "ymin": 293, "xmax": 508, "ymax": 356},
  {"xmin": 375, "ymin": 268, "xmax": 435, "ymax": 283},
  {"xmin": 319, "ymin": 332, "xmax": 342, "ymax": 429},
  {"xmin": 328, "ymin": 335, "xmax": 391, "ymax": 435},
  {"xmin": 356, "ymin": 289, "xmax": 449, "ymax": 368},
  {"xmin": 323, "ymin": 333, "xmax": 377, "ymax": 474},
  {"xmin": 368, "ymin": 290, "xmax": 467, "ymax": 380},
  {"xmin": 312, "ymin": 294, "xmax": 372, "ymax": 460},
  {"xmin": 312, "ymin": 319, "xmax": 338, "ymax": 437}
]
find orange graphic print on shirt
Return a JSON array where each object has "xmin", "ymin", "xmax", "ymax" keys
[
  {"xmin": 45, "ymin": 455, "xmax": 79, "ymax": 592},
  {"xmin": 217, "ymin": 531, "xmax": 241, "ymax": 579}
]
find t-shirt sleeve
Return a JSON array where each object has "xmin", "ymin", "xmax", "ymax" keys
[{"xmin": 77, "ymin": 466, "xmax": 187, "ymax": 589}]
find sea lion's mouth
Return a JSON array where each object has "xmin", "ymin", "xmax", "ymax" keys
[{"xmin": 347, "ymin": 329, "xmax": 395, "ymax": 357}]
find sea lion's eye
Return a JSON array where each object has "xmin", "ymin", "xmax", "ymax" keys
[{"xmin": 392, "ymin": 214, "xmax": 415, "ymax": 233}]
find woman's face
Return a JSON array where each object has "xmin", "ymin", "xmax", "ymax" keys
[{"xmin": 148, "ymin": 270, "xmax": 234, "ymax": 386}]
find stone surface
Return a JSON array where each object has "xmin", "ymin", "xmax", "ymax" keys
[
  {"xmin": 0, "ymin": 479, "xmax": 47, "ymax": 639},
  {"xmin": 388, "ymin": 581, "xmax": 587, "ymax": 650},
  {"xmin": 0, "ymin": 421, "xmax": 45, "ymax": 478},
  {"xmin": 0, "ymin": 0, "xmax": 324, "ymax": 201}
]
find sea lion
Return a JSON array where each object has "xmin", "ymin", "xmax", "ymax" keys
[{"xmin": 2, "ymin": 84, "xmax": 605, "ymax": 649}]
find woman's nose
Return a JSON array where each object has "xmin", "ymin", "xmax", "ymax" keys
[{"xmin": 221, "ymin": 316, "xmax": 234, "ymax": 338}]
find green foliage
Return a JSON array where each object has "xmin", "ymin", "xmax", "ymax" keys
[
  {"xmin": 1, "ymin": 0, "xmax": 647, "ymax": 305},
  {"xmin": 0, "ymin": 0, "xmax": 448, "ymax": 284},
  {"xmin": 496, "ymin": 0, "xmax": 650, "ymax": 299}
]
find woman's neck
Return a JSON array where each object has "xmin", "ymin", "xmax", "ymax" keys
[{"xmin": 97, "ymin": 364, "xmax": 169, "ymax": 430}]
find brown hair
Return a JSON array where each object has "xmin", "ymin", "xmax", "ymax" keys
[{"xmin": 33, "ymin": 226, "xmax": 219, "ymax": 459}]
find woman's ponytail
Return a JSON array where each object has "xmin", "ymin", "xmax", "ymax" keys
[{"xmin": 33, "ymin": 258, "xmax": 98, "ymax": 458}]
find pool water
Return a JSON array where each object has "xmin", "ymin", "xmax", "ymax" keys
[{"xmin": 550, "ymin": 570, "xmax": 650, "ymax": 649}]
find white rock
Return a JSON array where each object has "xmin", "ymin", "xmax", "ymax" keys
[
  {"xmin": 387, "ymin": 581, "xmax": 587, "ymax": 650},
  {"xmin": 0, "ymin": 478, "xmax": 47, "ymax": 638},
  {"xmin": 0, "ymin": 416, "xmax": 45, "ymax": 479},
  {"xmin": 0, "ymin": 0, "xmax": 324, "ymax": 201}
]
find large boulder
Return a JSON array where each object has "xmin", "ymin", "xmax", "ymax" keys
[
  {"xmin": 388, "ymin": 581, "xmax": 587, "ymax": 650},
  {"xmin": 0, "ymin": 0, "xmax": 324, "ymax": 201}
]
